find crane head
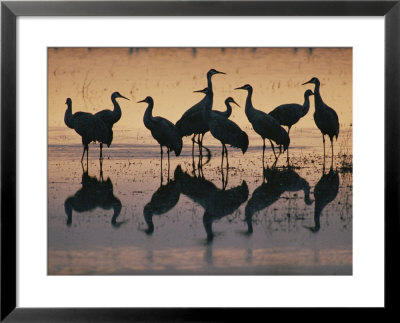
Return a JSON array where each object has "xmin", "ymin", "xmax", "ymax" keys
[
  {"xmin": 112, "ymin": 92, "xmax": 130, "ymax": 100},
  {"xmin": 207, "ymin": 69, "xmax": 226, "ymax": 76},
  {"xmin": 226, "ymin": 97, "xmax": 240, "ymax": 107},
  {"xmin": 137, "ymin": 96, "xmax": 153, "ymax": 104},
  {"xmin": 193, "ymin": 88, "xmax": 209, "ymax": 94},
  {"xmin": 234, "ymin": 84, "xmax": 252, "ymax": 91},
  {"xmin": 304, "ymin": 89, "xmax": 314, "ymax": 97},
  {"xmin": 302, "ymin": 77, "xmax": 320, "ymax": 86},
  {"xmin": 65, "ymin": 98, "xmax": 72, "ymax": 105}
]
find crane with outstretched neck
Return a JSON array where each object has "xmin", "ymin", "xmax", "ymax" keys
[
  {"xmin": 269, "ymin": 89, "xmax": 314, "ymax": 163},
  {"xmin": 195, "ymin": 87, "xmax": 248, "ymax": 167},
  {"xmin": 175, "ymin": 69, "xmax": 225, "ymax": 155},
  {"xmin": 235, "ymin": 84, "xmax": 289, "ymax": 165},
  {"xmin": 138, "ymin": 96, "xmax": 183, "ymax": 173},
  {"xmin": 94, "ymin": 91, "xmax": 129, "ymax": 158},
  {"xmin": 64, "ymin": 98, "xmax": 112, "ymax": 163},
  {"xmin": 302, "ymin": 77, "xmax": 339, "ymax": 164}
]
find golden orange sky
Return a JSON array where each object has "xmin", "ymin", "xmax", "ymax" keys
[{"xmin": 48, "ymin": 47, "xmax": 352, "ymax": 133}]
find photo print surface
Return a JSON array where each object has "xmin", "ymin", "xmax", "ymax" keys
[{"xmin": 48, "ymin": 47, "xmax": 352, "ymax": 275}]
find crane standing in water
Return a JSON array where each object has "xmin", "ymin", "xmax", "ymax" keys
[
  {"xmin": 64, "ymin": 98, "xmax": 112, "ymax": 163},
  {"xmin": 269, "ymin": 89, "xmax": 314, "ymax": 163},
  {"xmin": 235, "ymin": 84, "xmax": 289, "ymax": 165},
  {"xmin": 94, "ymin": 91, "xmax": 129, "ymax": 158},
  {"xmin": 195, "ymin": 87, "xmax": 248, "ymax": 167},
  {"xmin": 138, "ymin": 96, "xmax": 183, "ymax": 177},
  {"xmin": 302, "ymin": 77, "xmax": 339, "ymax": 164},
  {"xmin": 175, "ymin": 69, "xmax": 225, "ymax": 155}
]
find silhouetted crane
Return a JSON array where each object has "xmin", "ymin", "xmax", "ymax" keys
[
  {"xmin": 94, "ymin": 91, "xmax": 129, "ymax": 158},
  {"xmin": 142, "ymin": 166, "xmax": 182, "ymax": 234},
  {"xmin": 215, "ymin": 97, "xmax": 238, "ymax": 118},
  {"xmin": 175, "ymin": 69, "xmax": 225, "ymax": 155},
  {"xmin": 302, "ymin": 77, "xmax": 339, "ymax": 163},
  {"xmin": 195, "ymin": 87, "xmax": 248, "ymax": 166},
  {"xmin": 269, "ymin": 89, "xmax": 314, "ymax": 162},
  {"xmin": 235, "ymin": 84, "xmax": 289, "ymax": 165},
  {"xmin": 64, "ymin": 98, "xmax": 112, "ymax": 162},
  {"xmin": 138, "ymin": 96, "xmax": 183, "ymax": 170},
  {"xmin": 306, "ymin": 167, "xmax": 339, "ymax": 232}
]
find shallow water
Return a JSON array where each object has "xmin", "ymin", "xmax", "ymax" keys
[{"xmin": 48, "ymin": 127, "xmax": 352, "ymax": 275}]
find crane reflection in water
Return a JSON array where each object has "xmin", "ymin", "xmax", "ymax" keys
[
  {"xmin": 64, "ymin": 162, "xmax": 124, "ymax": 228},
  {"xmin": 245, "ymin": 167, "xmax": 313, "ymax": 234},
  {"xmin": 142, "ymin": 166, "xmax": 182, "ymax": 234},
  {"xmin": 176, "ymin": 163, "xmax": 249, "ymax": 242},
  {"xmin": 305, "ymin": 167, "xmax": 339, "ymax": 233}
]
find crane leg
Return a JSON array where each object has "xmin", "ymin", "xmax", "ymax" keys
[
  {"xmin": 167, "ymin": 149, "xmax": 170, "ymax": 182},
  {"xmin": 286, "ymin": 126, "xmax": 291, "ymax": 164},
  {"xmin": 81, "ymin": 145, "xmax": 86, "ymax": 163},
  {"xmin": 99, "ymin": 158, "xmax": 103, "ymax": 181},
  {"xmin": 221, "ymin": 162, "xmax": 225, "ymax": 189},
  {"xmin": 262, "ymin": 139, "xmax": 266, "ymax": 167},
  {"xmin": 160, "ymin": 145, "xmax": 163, "ymax": 183},
  {"xmin": 225, "ymin": 144, "xmax": 229, "ymax": 167},
  {"xmin": 330, "ymin": 139, "xmax": 334, "ymax": 168},
  {"xmin": 269, "ymin": 140, "xmax": 277, "ymax": 160},
  {"xmin": 200, "ymin": 134, "xmax": 204, "ymax": 158},
  {"xmin": 286, "ymin": 147, "xmax": 290, "ymax": 164},
  {"xmin": 99, "ymin": 143, "xmax": 103, "ymax": 160},
  {"xmin": 322, "ymin": 134, "xmax": 326, "ymax": 168},
  {"xmin": 221, "ymin": 144, "xmax": 225, "ymax": 168},
  {"xmin": 86, "ymin": 145, "xmax": 89, "ymax": 164},
  {"xmin": 191, "ymin": 135, "xmax": 196, "ymax": 156}
]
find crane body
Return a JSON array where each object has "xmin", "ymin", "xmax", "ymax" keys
[
  {"xmin": 235, "ymin": 84, "xmax": 289, "ymax": 163},
  {"xmin": 64, "ymin": 98, "xmax": 112, "ymax": 162},
  {"xmin": 138, "ymin": 96, "xmax": 183, "ymax": 171},
  {"xmin": 269, "ymin": 89, "xmax": 314, "ymax": 162},
  {"xmin": 175, "ymin": 69, "xmax": 225, "ymax": 154},
  {"xmin": 195, "ymin": 88, "xmax": 248, "ymax": 165},
  {"xmin": 303, "ymin": 77, "xmax": 339, "ymax": 162},
  {"xmin": 94, "ymin": 91, "xmax": 129, "ymax": 158}
]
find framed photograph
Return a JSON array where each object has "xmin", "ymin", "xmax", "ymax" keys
[{"xmin": 1, "ymin": 0, "xmax": 398, "ymax": 321}]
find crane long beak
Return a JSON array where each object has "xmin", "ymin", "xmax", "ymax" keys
[
  {"xmin": 120, "ymin": 95, "xmax": 130, "ymax": 100},
  {"xmin": 193, "ymin": 89, "xmax": 205, "ymax": 93},
  {"xmin": 137, "ymin": 99, "xmax": 146, "ymax": 103},
  {"xmin": 234, "ymin": 86, "xmax": 245, "ymax": 90},
  {"xmin": 232, "ymin": 99, "xmax": 240, "ymax": 107},
  {"xmin": 302, "ymin": 80, "xmax": 312, "ymax": 85},
  {"xmin": 216, "ymin": 70, "xmax": 226, "ymax": 75}
]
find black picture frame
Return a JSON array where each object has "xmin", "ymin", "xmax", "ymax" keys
[{"xmin": 1, "ymin": 0, "xmax": 398, "ymax": 321}]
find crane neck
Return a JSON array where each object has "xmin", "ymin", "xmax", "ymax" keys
[
  {"xmin": 221, "ymin": 101, "xmax": 233, "ymax": 118},
  {"xmin": 244, "ymin": 88, "xmax": 255, "ymax": 117},
  {"xmin": 313, "ymin": 83, "xmax": 325, "ymax": 110},
  {"xmin": 143, "ymin": 100, "xmax": 155, "ymax": 129},
  {"xmin": 64, "ymin": 102, "xmax": 74, "ymax": 129},
  {"xmin": 206, "ymin": 73, "xmax": 214, "ymax": 90},
  {"xmin": 202, "ymin": 90, "xmax": 214, "ymax": 122},
  {"xmin": 301, "ymin": 95, "xmax": 311, "ymax": 116},
  {"xmin": 111, "ymin": 95, "xmax": 122, "ymax": 122}
]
